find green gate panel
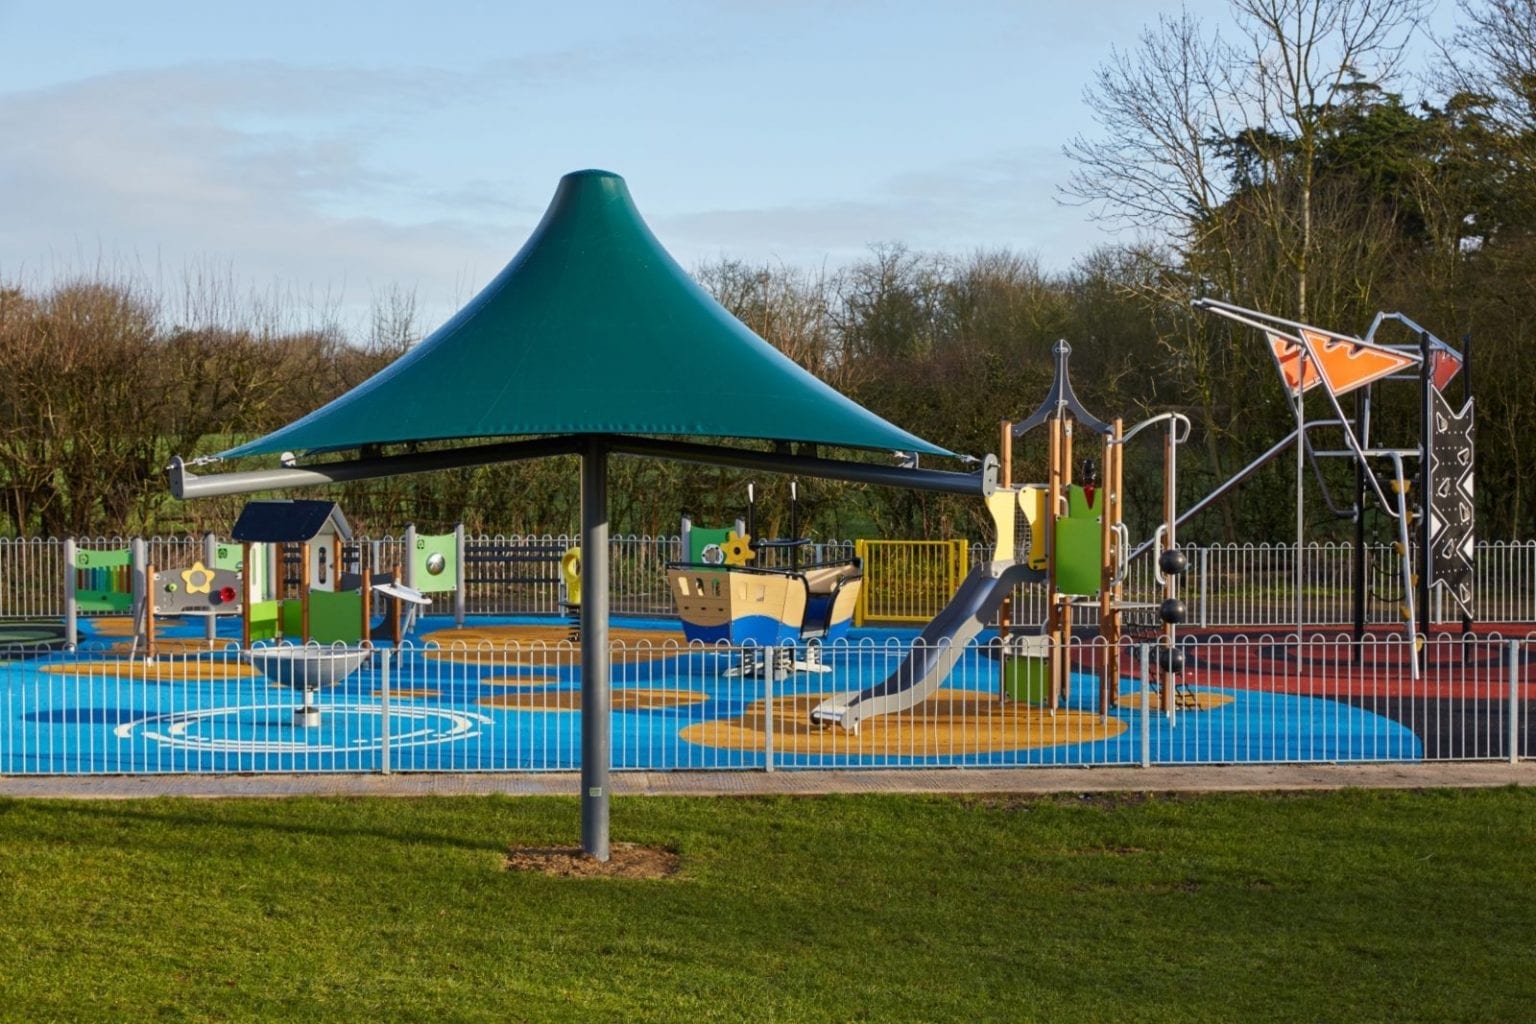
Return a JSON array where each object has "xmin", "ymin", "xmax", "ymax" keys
[
  {"xmin": 75, "ymin": 590, "xmax": 134, "ymax": 613},
  {"xmin": 74, "ymin": 548, "xmax": 131, "ymax": 568},
  {"xmin": 1055, "ymin": 518, "xmax": 1103, "ymax": 597},
  {"xmin": 688, "ymin": 527, "xmax": 734, "ymax": 564},
  {"xmin": 411, "ymin": 533, "xmax": 459, "ymax": 594},
  {"xmin": 308, "ymin": 590, "xmax": 364, "ymax": 645},
  {"xmin": 213, "ymin": 543, "xmax": 243, "ymax": 572},
  {"xmin": 249, "ymin": 600, "xmax": 281, "ymax": 643},
  {"xmin": 280, "ymin": 599, "xmax": 305, "ymax": 639}
]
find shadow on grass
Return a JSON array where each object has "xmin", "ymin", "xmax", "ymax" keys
[{"xmin": 0, "ymin": 796, "xmax": 535, "ymax": 855}]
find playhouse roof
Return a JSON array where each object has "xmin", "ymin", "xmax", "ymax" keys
[
  {"xmin": 230, "ymin": 500, "xmax": 353, "ymax": 544},
  {"xmin": 218, "ymin": 170, "xmax": 951, "ymax": 461}
]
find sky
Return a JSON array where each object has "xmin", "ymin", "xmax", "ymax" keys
[{"xmin": 0, "ymin": 0, "xmax": 1455, "ymax": 335}]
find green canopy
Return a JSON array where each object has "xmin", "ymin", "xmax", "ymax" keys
[{"xmin": 221, "ymin": 170, "xmax": 951, "ymax": 460}]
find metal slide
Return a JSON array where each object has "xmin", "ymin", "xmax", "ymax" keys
[{"xmin": 810, "ymin": 560, "xmax": 1046, "ymax": 731}]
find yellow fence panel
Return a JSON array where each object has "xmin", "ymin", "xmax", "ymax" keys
[{"xmin": 854, "ymin": 539, "xmax": 969, "ymax": 626}]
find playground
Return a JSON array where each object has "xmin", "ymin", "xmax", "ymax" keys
[
  {"xmin": 1, "ymin": 169, "xmax": 1530, "ymax": 803},
  {"xmin": 4, "ymin": 598, "xmax": 1528, "ymax": 774}
]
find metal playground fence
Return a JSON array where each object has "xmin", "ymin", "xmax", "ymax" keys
[
  {"xmin": 4, "ymin": 534, "xmax": 1536, "ymax": 627},
  {"xmin": 1, "ymin": 630, "xmax": 1530, "ymax": 775},
  {"xmin": 2, "ymin": 532, "xmax": 1533, "ymax": 778}
]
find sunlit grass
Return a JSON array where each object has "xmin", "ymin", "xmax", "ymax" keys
[{"xmin": 0, "ymin": 789, "xmax": 1531, "ymax": 1023}]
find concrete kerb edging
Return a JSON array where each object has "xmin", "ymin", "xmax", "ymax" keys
[{"xmin": 0, "ymin": 762, "xmax": 1532, "ymax": 800}]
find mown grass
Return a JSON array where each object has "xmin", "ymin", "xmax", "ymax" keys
[{"xmin": 0, "ymin": 788, "xmax": 1532, "ymax": 1023}]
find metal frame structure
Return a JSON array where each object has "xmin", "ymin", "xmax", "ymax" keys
[{"xmin": 1191, "ymin": 299, "xmax": 1475, "ymax": 676}]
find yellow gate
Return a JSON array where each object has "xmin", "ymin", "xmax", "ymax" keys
[{"xmin": 854, "ymin": 539, "xmax": 970, "ymax": 626}]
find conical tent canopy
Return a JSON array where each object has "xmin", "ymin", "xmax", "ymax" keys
[{"xmin": 221, "ymin": 170, "xmax": 951, "ymax": 460}]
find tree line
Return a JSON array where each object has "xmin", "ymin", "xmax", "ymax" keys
[{"xmin": 3, "ymin": 0, "xmax": 1535, "ymax": 546}]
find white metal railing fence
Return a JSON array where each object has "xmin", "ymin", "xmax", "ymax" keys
[
  {"xmin": 3, "ymin": 534, "xmax": 1535, "ymax": 628},
  {"xmin": 1, "ymin": 630, "xmax": 1528, "ymax": 775},
  {"xmin": 969, "ymin": 540, "xmax": 1536, "ymax": 629}
]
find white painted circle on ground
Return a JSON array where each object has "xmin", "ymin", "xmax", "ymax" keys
[{"xmin": 113, "ymin": 702, "xmax": 493, "ymax": 754}]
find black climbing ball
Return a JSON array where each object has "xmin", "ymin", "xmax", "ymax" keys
[
  {"xmin": 1159, "ymin": 548, "xmax": 1189, "ymax": 575},
  {"xmin": 1159, "ymin": 598, "xmax": 1187, "ymax": 625},
  {"xmin": 1155, "ymin": 645, "xmax": 1186, "ymax": 673}
]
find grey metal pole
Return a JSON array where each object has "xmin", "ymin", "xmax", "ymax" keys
[
  {"xmin": 203, "ymin": 532, "xmax": 218, "ymax": 643},
  {"xmin": 1352, "ymin": 390, "xmax": 1366, "ymax": 663},
  {"xmin": 64, "ymin": 537, "xmax": 78, "ymax": 648},
  {"xmin": 453, "ymin": 522, "xmax": 467, "ymax": 626},
  {"xmin": 380, "ymin": 649, "xmax": 392, "ymax": 776},
  {"xmin": 581, "ymin": 437, "xmax": 611, "ymax": 861},
  {"xmin": 1509, "ymin": 639, "xmax": 1520, "ymax": 766},
  {"xmin": 1418, "ymin": 329, "xmax": 1434, "ymax": 663},
  {"xmin": 1139, "ymin": 643, "xmax": 1151, "ymax": 768},
  {"xmin": 1295, "ymin": 368, "xmax": 1306, "ymax": 677},
  {"xmin": 763, "ymin": 646, "xmax": 776, "ymax": 773},
  {"xmin": 131, "ymin": 537, "xmax": 148, "ymax": 650},
  {"xmin": 402, "ymin": 525, "xmax": 417, "ymax": 589},
  {"xmin": 1198, "ymin": 546, "xmax": 1209, "ymax": 629}
]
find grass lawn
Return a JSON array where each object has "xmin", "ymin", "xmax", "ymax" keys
[{"xmin": 0, "ymin": 788, "xmax": 1532, "ymax": 1023}]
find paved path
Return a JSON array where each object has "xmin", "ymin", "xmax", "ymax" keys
[{"xmin": 1, "ymin": 761, "xmax": 1531, "ymax": 799}]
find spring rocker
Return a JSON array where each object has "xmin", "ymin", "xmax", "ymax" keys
[{"xmin": 668, "ymin": 482, "xmax": 863, "ymax": 677}]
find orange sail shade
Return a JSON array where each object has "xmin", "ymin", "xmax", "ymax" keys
[
  {"xmin": 1298, "ymin": 328, "xmax": 1420, "ymax": 398},
  {"xmin": 1429, "ymin": 347, "xmax": 1463, "ymax": 391},
  {"xmin": 1267, "ymin": 332, "xmax": 1321, "ymax": 394}
]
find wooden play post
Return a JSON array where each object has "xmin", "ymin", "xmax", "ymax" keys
[
  {"xmin": 300, "ymin": 542, "xmax": 312, "ymax": 643},
  {"xmin": 998, "ymin": 417, "xmax": 1015, "ymax": 700},
  {"xmin": 1058, "ymin": 419, "xmax": 1075, "ymax": 706},
  {"xmin": 145, "ymin": 563, "xmax": 157, "ymax": 661},
  {"xmin": 1000, "ymin": 419, "xmax": 1013, "ymax": 490},
  {"xmin": 361, "ymin": 565, "xmax": 372, "ymax": 645},
  {"xmin": 1010, "ymin": 340, "xmax": 1123, "ymax": 714},
  {"xmin": 1099, "ymin": 419, "xmax": 1124, "ymax": 717},
  {"xmin": 1046, "ymin": 415, "xmax": 1062, "ymax": 709},
  {"xmin": 391, "ymin": 565, "xmax": 405, "ymax": 646},
  {"xmin": 1110, "ymin": 419, "xmax": 1125, "ymax": 705}
]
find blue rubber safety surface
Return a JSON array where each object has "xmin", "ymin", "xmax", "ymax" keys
[{"xmin": 0, "ymin": 615, "xmax": 1420, "ymax": 774}]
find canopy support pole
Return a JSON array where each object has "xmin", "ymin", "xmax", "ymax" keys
[{"xmin": 580, "ymin": 437, "xmax": 611, "ymax": 862}]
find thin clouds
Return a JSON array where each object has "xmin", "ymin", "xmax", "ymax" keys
[
  {"xmin": 0, "ymin": 1, "xmax": 1166, "ymax": 335},
  {"xmin": 655, "ymin": 149, "xmax": 1071, "ymax": 267},
  {"xmin": 0, "ymin": 61, "xmax": 520, "ymax": 327}
]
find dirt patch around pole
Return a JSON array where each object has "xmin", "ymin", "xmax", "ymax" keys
[{"xmin": 504, "ymin": 842, "xmax": 681, "ymax": 879}]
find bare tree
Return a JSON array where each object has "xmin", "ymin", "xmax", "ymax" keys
[
  {"xmin": 1065, "ymin": 0, "xmax": 1427, "ymax": 318},
  {"xmin": 368, "ymin": 283, "xmax": 422, "ymax": 359},
  {"xmin": 1444, "ymin": 0, "xmax": 1536, "ymax": 130},
  {"xmin": 1231, "ymin": 0, "xmax": 1429, "ymax": 317},
  {"xmin": 1062, "ymin": 9, "xmax": 1240, "ymax": 282}
]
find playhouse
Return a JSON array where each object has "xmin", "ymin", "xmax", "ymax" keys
[{"xmin": 231, "ymin": 499, "xmax": 354, "ymax": 646}]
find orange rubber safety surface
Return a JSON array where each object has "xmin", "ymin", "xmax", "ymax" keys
[{"xmin": 682, "ymin": 689, "xmax": 1128, "ymax": 755}]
